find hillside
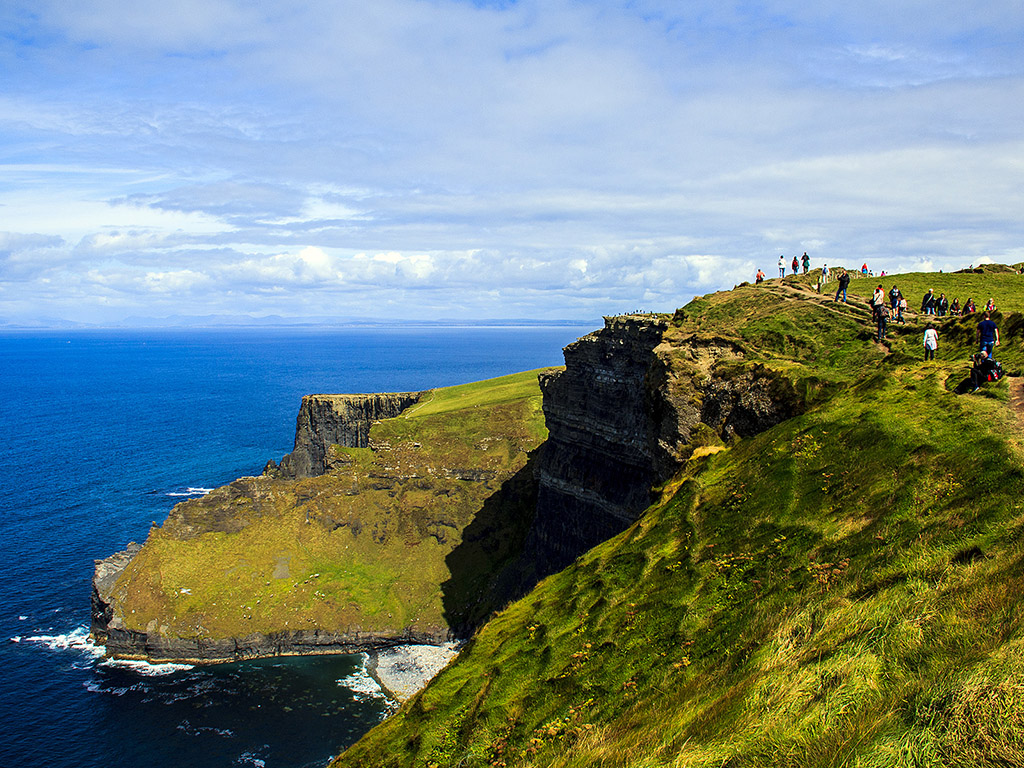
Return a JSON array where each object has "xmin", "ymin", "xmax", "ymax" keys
[
  {"xmin": 333, "ymin": 266, "xmax": 1024, "ymax": 767},
  {"xmin": 91, "ymin": 369, "xmax": 552, "ymax": 659}
]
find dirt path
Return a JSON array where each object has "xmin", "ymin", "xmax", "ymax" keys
[{"xmin": 1009, "ymin": 377, "xmax": 1024, "ymax": 421}]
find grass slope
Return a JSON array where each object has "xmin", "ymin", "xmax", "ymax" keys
[
  {"xmin": 109, "ymin": 369, "xmax": 552, "ymax": 642},
  {"xmin": 334, "ymin": 266, "xmax": 1024, "ymax": 767}
]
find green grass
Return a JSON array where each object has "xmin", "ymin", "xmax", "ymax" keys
[
  {"xmin": 110, "ymin": 370, "xmax": 552, "ymax": 643},
  {"xmin": 333, "ymin": 266, "xmax": 1024, "ymax": 767}
]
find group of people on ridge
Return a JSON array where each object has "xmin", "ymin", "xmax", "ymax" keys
[
  {"xmin": 850, "ymin": 276, "xmax": 1005, "ymax": 395},
  {"xmin": 771, "ymin": 252, "xmax": 812, "ymax": 278}
]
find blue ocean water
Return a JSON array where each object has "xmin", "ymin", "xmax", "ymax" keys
[{"xmin": 0, "ymin": 325, "xmax": 591, "ymax": 768}]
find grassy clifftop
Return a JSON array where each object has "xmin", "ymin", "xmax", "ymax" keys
[
  {"xmin": 106, "ymin": 369, "xmax": 552, "ymax": 644},
  {"xmin": 334, "ymin": 266, "xmax": 1024, "ymax": 767}
]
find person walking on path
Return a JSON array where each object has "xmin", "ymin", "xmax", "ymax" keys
[
  {"xmin": 875, "ymin": 301, "xmax": 890, "ymax": 343},
  {"xmin": 801, "ymin": 252, "xmax": 810, "ymax": 274},
  {"xmin": 821, "ymin": 264, "xmax": 830, "ymax": 284},
  {"xmin": 923, "ymin": 325, "xmax": 938, "ymax": 361},
  {"xmin": 834, "ymin": 270, "xmax": 850, "ymax": 302},
  {"xmin": 791, "ymin": 256, "xmax": 799, "ymax": 275},
  {"xmin": 897, "ymin": 293, "xmax": 907, "ymax": 323},
  {"xmin": 888, "ymin": 285, "xmax": 899, "ymax": 311},
  {"xmin": 937, "ymin": 293, "xmax": 948, "ymax": 317},
  {"xmin": 778, "ymin": 255, "xmax": 786, "ymax": 278},
  {"xmin": 872, "ymin": 284, "xmax": 885, "ymax": 311},
  {"xmin": 977, "ymin": 312, "xmax": 1000, "ymax": 358}
]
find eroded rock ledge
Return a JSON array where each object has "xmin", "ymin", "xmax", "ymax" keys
[{"xmin": 273, "ymin": 392, "xmax": 423, "ymax": 479}]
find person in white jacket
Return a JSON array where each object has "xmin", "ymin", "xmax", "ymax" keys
[{"xmin": 923, "ymin": 324, "xmax": 938, "ymax": 361}]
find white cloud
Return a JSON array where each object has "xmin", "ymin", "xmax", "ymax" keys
[{"xmin": 2, "ymin": 1, "xmax": 1024, "ymax": 324}]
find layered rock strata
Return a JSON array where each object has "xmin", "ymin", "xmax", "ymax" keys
[
  {"xmin": 526, "ymin": 315, "xmax": 801, "ymax": 573},
  {"xmin": 274, "ymin": 393, "xmax": 422, "ymax": 478}
]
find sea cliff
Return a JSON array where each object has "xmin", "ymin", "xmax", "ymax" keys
[
  {"xmin": 91, "ymin": 372, "xmax": 547, "ymax": 661},
  {"xmin": 333, "ymin": 266, "xmax": 1024, "ymax": 768}
]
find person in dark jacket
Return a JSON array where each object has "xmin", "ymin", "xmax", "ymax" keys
[
  {"xmin": 970, "ymin": 350, "xmax": 1000, "ymax": 391},
  {"xmin": 937, "ymin": 293, "xmax": 948, "ymax": 317},
  {"xmin": 875, "ymin": 301, "xmax": 890, "ymax": 342},
  {"xmin": 977, "ymin": 312, "xmax": 1000, "ymax": 358},
  {"xmin": 834, "ymin": 270, "xmax": 850, "ymax": 302},
  {"xmin": 921, "ymin": 289, "xmax": 936, "ymax": 315}
]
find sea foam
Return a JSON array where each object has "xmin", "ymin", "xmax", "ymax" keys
[
  {"xmin": 24, "ymin": 626, "xmax": 105, "ymax": 660},
  {"xmin": 167, "ymin": 487, "xmax": 214, "ymax": 497}
]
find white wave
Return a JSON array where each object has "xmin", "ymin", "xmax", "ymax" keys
[
  {"xmin": 10, "ymin": 636, "xmax": 21, "ymax": 643},
  {"xmin": 25, "ymin": 626, "xmax": 105, "ymax": 659},
  {"xmin": 336, "ymin": 653, "xmax": 386, "ymax": 701},
  {"xmin": 167, "ymin": 487, "xmax": 214, "ymax": 497},
  {"xmin": 100, "ymin": 658, "xmax": 194, "ymax": 676}
]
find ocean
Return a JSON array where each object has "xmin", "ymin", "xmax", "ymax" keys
[{"xmin": 0, "ymin": 325, "xmax": 591, "ymax": 768}]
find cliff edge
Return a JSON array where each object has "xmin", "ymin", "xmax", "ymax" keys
[{"xmin": 91, "ymin": 372, "xmax": 548, "ymax": 662}]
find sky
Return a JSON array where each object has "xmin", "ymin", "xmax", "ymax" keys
[{"xmin": 2, "ymin": 0, "xmax": 1023, "ymax": 325}]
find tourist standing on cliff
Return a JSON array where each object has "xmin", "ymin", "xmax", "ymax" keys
[
  {"xmin": 778, "ymin": 255, "xmax": 786, "ymax": 278},
  {"xmin": 834, "ymin": 270, "xmax": 850, "ymax": 302},
  {"xmin": 977, "ymin": 312, "xmax": 1000, "ymax": 358},
  {"xmin": 755, "ymin": 269, "xmax": 765, "ymax": 284},
  {"xmin": 923, "ymin": 325, "xmax": 938, "ymax": 361},
  {"xmin": 791, "ymin": 255, "xmax": 799, "ymax": 275},
  {"xmin": 921, "ymin": 289, "xmax": 936, "ymax": 315},
  {"xmin": 821, "ymin": 264, "xmax": 830, "ymax": 284},
  {"xmin": 801, "ymin": 252, "xmax": 810, "ymax": 274}
]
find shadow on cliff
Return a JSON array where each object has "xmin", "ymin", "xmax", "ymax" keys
[{"xmin": 440, "ymin": 447, "xmax": 545, "ymax": 637}]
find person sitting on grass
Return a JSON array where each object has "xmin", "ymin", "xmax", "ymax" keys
[{"xmin": 970, "ymin": 349, "xmax": 1001, "ymax": 392}]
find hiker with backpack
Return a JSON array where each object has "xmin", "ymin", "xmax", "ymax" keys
[{"xmin": 875, "ymin": 300, "xmax": 890, "ymax": 343}]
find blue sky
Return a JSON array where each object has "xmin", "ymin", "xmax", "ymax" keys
[{"xmin": 2, "ymin": 0, "xmax": 1023, "ymax": 325}]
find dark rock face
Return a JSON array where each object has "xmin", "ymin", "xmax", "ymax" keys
[
  {"xmin": 101, "ymin": 625, "xmax": 448, "ymax": 663},
  {"xmin": 525, "ymin": 316, "xmax": 802, "ymax": 574},
  {"xmin": 527, "ymin": 317, "xmax": 670, "ymax": 570},
  {"xmin": 91, "ymin": 543, "xmax": 142, "ymax": 646},
  {"xmin": 276, "ymin": 393, "xmax": 422, "ymax": 478}
]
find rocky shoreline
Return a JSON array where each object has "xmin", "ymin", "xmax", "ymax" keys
[{"xmin": 366, "ymin": 642, "xmax": 461, "ymax": 703}]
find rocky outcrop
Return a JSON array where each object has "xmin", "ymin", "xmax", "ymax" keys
[
  {"xmin": 525, "ymin": 315, "xmax": 802, "ymax": 573},
  {"xmin": 91, "ymin": 543, "xmax": 142, "ymax": 646},
  {"xmin": 274, "ymin": 393, "xmax": 422, "ymax": 479}
]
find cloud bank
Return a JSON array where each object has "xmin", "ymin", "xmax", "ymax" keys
[{"xmin": 2, "ymin": 0, "xmax": 1023, "ymax": 324}]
